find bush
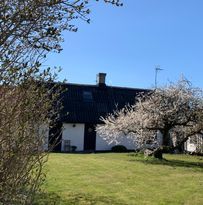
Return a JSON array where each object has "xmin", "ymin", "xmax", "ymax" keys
[
  {"xmin": 111, "ymin": 145, "xmax": 127, "ymax": 152},
  {"xmin": 71, "ymin": 146, "xmax": 77, "ymax": 152}
]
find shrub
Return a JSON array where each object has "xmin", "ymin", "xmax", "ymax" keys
[
  {"xmin": 71, "ymin": 146, "xmax": 77, "ymax": 152},
  {"xmin": 111, "ymin": 145, "xmax": 127, "ymax": 152}
]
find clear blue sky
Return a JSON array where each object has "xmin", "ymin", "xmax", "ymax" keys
[{"xmin": 46, "ymin": 0, "xmax": 203, "ymax": 89}]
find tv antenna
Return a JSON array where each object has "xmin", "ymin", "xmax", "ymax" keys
[{"xmin": 155, "ymin": 65, "xmax": 163, "ymax": 88}]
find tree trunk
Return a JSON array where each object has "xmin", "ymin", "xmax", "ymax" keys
[
  {"xmin": 153, "ymin": 148, "xmax": 163, "ymax": 159},
  {"xmin": 162, "ymin": 130, "xmax": 171, "ymax": 146}
]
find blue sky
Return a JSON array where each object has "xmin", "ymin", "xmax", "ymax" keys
[{"xmin": 46, "ymin": 0, "xmax": 203, "ymax": 89}]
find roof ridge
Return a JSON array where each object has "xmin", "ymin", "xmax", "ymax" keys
[{"xmin": 54, "ymin": 82, "xmax": 150, "ymax": 91}]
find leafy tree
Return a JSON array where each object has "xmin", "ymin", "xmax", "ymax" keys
[
  {"xmin": 0, "ymin": 0, "xmax": 122, "ymax": 84},
  {"xmin": 0, "ymin": 0, "xmax": 122, "ymax": 204},
  {"xmin": 97, "ymin": 79, "xmax": 203, "ymax": 159}
]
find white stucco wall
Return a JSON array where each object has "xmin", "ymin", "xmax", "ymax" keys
[
  {"xmin": 62, "ymin": 123, "xmax": 85, "ymax": 152},
  {"xmin": 185, "ymin": 135, "xmax": 203, "ymax": 153},
  {"xmin": 96, "ymin": 133, "xmax": 136, "ymax": 151},
  {"xmin": 156, "ymin": 131, "xmax": 163, "ymax": 145},
  {"xmin": 185, "ymin": 142, "xmax": 196, "ymax": 152},
  {"xmin": 39, "ymin": 124, "xmax": 49, "ymax": 151}
]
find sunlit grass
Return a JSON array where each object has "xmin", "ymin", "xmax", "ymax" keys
[{"xmin": 35, "ymin": 153, "xmax": 203, "ymax": 205}]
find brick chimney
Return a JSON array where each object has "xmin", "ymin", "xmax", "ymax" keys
[{"xmin": 96, "ymin": 73, "xmax": 106, "ymax": 86}]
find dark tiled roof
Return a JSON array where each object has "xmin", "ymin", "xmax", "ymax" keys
[{"xmin": 59, "ymin": 83, "xmax": 149, "ymax": 124}]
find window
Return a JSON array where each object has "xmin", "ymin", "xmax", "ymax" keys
[
  {"xmin": 63, "ymin": 140, "xmax": 71, "ymax": 152},
  {"xmin": 83, "ymin": 91, "xmax": 93, "ymax": 102}
]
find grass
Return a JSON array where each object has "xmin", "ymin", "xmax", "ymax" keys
[{"xmin": 35, "ymin": 153, "xmax": 203, "ymax": 205}]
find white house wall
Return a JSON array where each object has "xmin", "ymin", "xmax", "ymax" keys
[
  {"xmin": 185, "ymin": 142, "xmax": 196, "ymax": 152},
  {"xmin": 156, "ymin": 131, "xmax": 163, "ymax": 145},
  {"xmin": 62, "ymin": 123, "xmax": 85, "ymax": 151},
  {"xmin": 185, "ymin": 135, "xmax": 203, "ymax": 153},
  {"xmin": 38, "ymin": 124, "xmax": 49, "ymax": 151},
  {"xmin": 62, "ymin": 123, "xmax": 136, "ymax": 151},
  {"xmin": 96, "ymin": 133, "xmax": 135, "ymax": 151},
  {"xmin": 59, "ymin": 124, "xmax": 203, "ymax": 153}
]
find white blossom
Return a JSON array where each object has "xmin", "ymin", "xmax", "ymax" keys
[{"xmin": 97, "ymin": 78, "xmax": 203, "ymax": 154}]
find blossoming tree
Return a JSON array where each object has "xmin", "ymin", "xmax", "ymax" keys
[{"xmin": 97, "ymin": 79, "xmax": 203, "ymax": 159}]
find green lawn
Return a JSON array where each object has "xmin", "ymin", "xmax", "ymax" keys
[{"xmin": 36, "ymin": 153, "xmax": 203, "ymax": 205}]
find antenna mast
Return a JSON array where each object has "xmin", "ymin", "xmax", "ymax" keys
[{"xmin": 155, "ymin": 65, "xmax": 163, "ymax": 88}]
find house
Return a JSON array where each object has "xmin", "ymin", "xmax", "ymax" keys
[
  {"xmin": 48, "ymin": 73, "xmax": 148, "ymax": 152},
  {"xmin": 46, "ymin": 73, "xmax": 203, "ymax": 153}
]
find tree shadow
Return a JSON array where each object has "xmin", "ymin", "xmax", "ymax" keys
[
  {"xmin": 33, "ymin": 191, "xmax": 126, "ymax": 205},
  {"xmin": 128, "ymin": 154, "xmax": 203, "ymax": 170},
  {"xmin": 33, "ymin": 192, "xmax": 63, "ymax": 205}
]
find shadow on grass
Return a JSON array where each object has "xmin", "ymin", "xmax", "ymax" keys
[
  {"xmin": 33, "ymin": 192, "xmax": 126, "ymax": 205},
  {"xmin": 128, "ymin": 153, "xmax": 203, "ymax": 170},
  {"xmin": 33, "ymin": 192, "xmax": 63, "ymax": 205}
]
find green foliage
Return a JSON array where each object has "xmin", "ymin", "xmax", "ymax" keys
[{"xmin": 111, "ymin": 145, "xmax": 127, "ymax": 152}]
